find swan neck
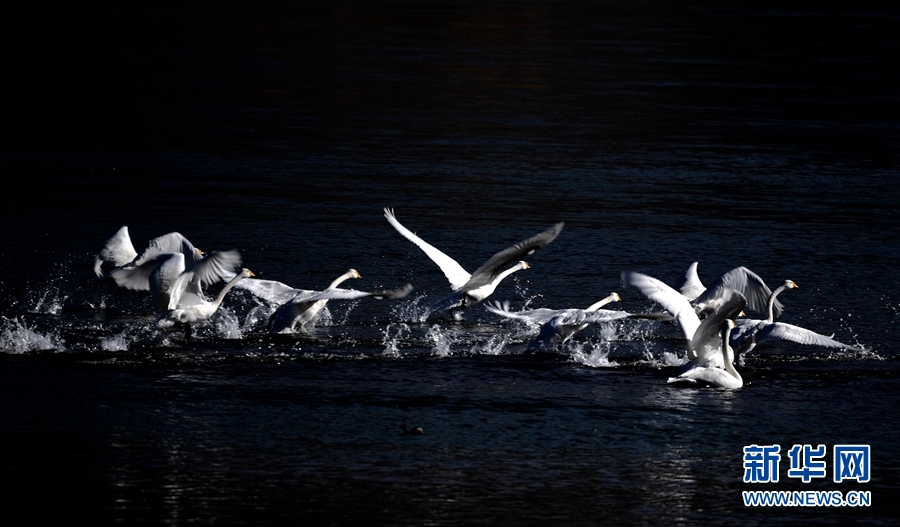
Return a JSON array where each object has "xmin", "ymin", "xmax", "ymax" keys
[
  {"xmin": 212, "ymin": 273, "xmax": 246, "ymax": 308},
  {"xmin": 586, "ymin": 294, "xmax": 617, "ymax": 311},
  {"xmin": 329, "ymin": 271, "xmax": 356, "ymax": 289},
  {"xmin": 722, "ymin": 324, "xmax": 740, "ymax": 379},
  {"xmin": 492, "ymin": 263, "xmax": 524, "ymax": 285},
  {"xmin": 766, "ymin": 285, "xmax": 787, "ymax": 323}
]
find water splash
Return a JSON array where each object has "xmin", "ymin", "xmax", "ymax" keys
[
  {"xmin": 100, "ymin": 330, "xmax": 132, "ymax": 352},
  {"xmin": 394, "ymin": 295, "xmax": 432, "ymax": 323},
  {"xmin": 0, "ymin": 317, "xmax": 65, "ymax": 353},
  {"xmin": 30, "ymin": 288, "xmax": 68, "ymax": 315},
  {"xmin": 214, "ymin": 309, "xmax": 244, "ymax": 339},
  {"xmin": 471, "ymin": 334, "xmax": 510, "ymax": 356},
  {"xmin": 427, "ymin": 324, "xmax": 456, "ymax": 357},
  {"xmin": 382, "ymin": 322, "xmax": 410, "ymax": 357}
]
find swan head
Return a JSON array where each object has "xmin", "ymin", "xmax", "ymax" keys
[
  {"xmin": 347, "ymin": 269, "xmax": 362, "ymax": 279},
  {"xmin": 609, "ymin": 292, "xmax": 622, "ymax": 303},
  {"xmin": 518, "ymin": 261, "xmax": 531, "ymax": 270},
  {"xmin": 785, "ymin": 279, "xmax": 798, "ymax": 289},
  {"xmin": 240, "ymin": 268, "xmax": 256, "ymax": 278}
]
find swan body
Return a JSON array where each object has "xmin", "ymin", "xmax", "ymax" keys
[
  {"xmin": 98, "ymin": 228, "xmax": 206, "ymax": 290},
  {"xmin": 384, "ymin": 208, "xmax": 563, "ymax": 318},
  {"xmin": 686, "ymin": 263, "xmax": 782, "ymax": 319},
  {"xmin": 159, "ymin": 268, "xmax": 255, "ymax": 327},
  {"xmin": 110, "ymin": 249, "xmax": 242, "ymax": 311},
  {"xmin": 622, "ymin": 271, "xmax": 744, "ymax": 362},
  {"xmin": 668, "ymin": 319, "xmax": 743, "ymax": 389},
  {"xmin": 486, "ymin": 293, "xmax": 629, "ymax": 349},
  {"xmin": 727, "ymin": 279, "xmax": 864, "ymax": 354},
  {"xmin": 235, "ymin": 269, "xmax": 414, "ymax": 334}
]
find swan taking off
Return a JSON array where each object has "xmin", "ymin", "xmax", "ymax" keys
[
  {"xmin": 235, "ymin": 269, "xmax": 414, "ymax": 334},
  {"xmin": 95, "ymin": 227, "xmax": 206, "ymax": 289},
  {"xmin": 384, "ymin": 208, "xmax": 563, "ymax": 319},
  {"xmin": 729, "ymin": 280, "xmax": 866, "ymax": 356},
  {"xmin": 486, "ymin": 292, "xmax": 630, "ymax": 350},
  {"xmin": 159, "ymin": 268, "xmax": 256, "ymax": 328},
  {"xmin": 622, "ymin": 271, "xmax": 745, "ymax": 366}
]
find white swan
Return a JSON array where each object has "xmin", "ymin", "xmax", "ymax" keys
[
  {"xmin": 622, "ymin": 271, "xmax": 744, "ymax": 363},
  {"xmin": 485, "ymin": 293, "xmax": 630, "ymax": 350},
  {"xmin": 235, "ymin": 269, "xmax": 414, "ymax": 334},
  {"xmin": 93, "ymin": 226, "xmax": 138, "ymax": 277},
  {"xmin": 729, "ymin": 280, "xmax": 866, "ymax": 355},
  {"xmin": 384, "ymin": 208, "xmax": 563, "ymax": 319},
  {"xmin": 159, "ymin": 268, "xmax": 255, "ymax": 328},
  {"xmin": 95, "ymin": 227, "xmax": 205, "ymax": 290},
  {"xmin": 635, "ymin": 262, "xmax": 781, "ymax": 321},
  {"xmin": 668, "ymin": 318, "xmax": 743, "ymax": 389},
  {"xmin": 110, "ymin": 249, "xmax": 242, "ymax": 310},
  {"xmin": 679, "ymin": 262, "xmax": 783, "ymax": 319}
]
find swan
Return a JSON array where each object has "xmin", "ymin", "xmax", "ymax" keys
[
  {"xmin": 485, "ymin": 292, "xmax": 630, "ymax": 350},
  {"xmin": 668, "ymin": 318, "xmax": 743, "ymax": 389},
  {"xmin": 158, "ymin": 268, "xmax": 256, "ymax": 328},
  {"xmin": 93, "ymin": 226, "xmax": 138, "ymax": 277},
  {"xmin": 234, "ymin": 269, "xmax": 414, "ymax": 334},
  {"xmin": 679, "ymin": 262, "xmax": 783, "ymax": 319},
  {"xmin": 384, "ymin": 208, "xmax": 563, "ymax": 319},
  {"xmin": 110, "ymin": 249, "xmax": 242, "ymax": 310},
  {"xmin": 95, "ymin": 227, "xmax": 205, "ymax": 290},
  {"xmin": 729, "ymin": 280, "xmax": 866, "ymax": 355},
  {"xmin": 635, "ymin": 262, "xmax": 782, "ymax": 321},
  {"xmin": 622, "ymin": 271, "xmax": 744, "ymax": 363}
]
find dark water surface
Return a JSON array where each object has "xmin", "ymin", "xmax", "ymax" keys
[{"xmin": 2, "ymin": 1, "xmax": 899, "ymax": 525}]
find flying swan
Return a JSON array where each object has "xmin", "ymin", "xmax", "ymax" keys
[
  {"xmin": 485, "ymin": 292, "xmax": 630, "ymax": 350},
  {"xmin": 729, "ymin": 279, "xmax": 866, "ymax": 356},
  {"xmin": 622, "ymin": 271, "xmax": 745, "ymax": 368},
  {"xmin": 94, "ymin": 227, "xmax": 206, "ymax": 290},
  {"xmin": 158, "ymin": 268, "xmax": 256, "ymax": 332},
  {"xmin": 384, "ymin": 208, "xmax": 563, "ymax": 319},
  {"xmin": 234, "ymin": 269, "xmax": 414, "ymax": 334}
]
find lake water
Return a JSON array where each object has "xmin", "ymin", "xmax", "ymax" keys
[{"xmin": 2, "ymin": 1, "xmax": 899, "ymax": 525}]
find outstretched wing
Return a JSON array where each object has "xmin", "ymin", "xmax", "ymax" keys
[
  {"xmin": 674, "ymin": 261, "xmax": 705, "ymax": 301},
  {"xmin": 485, "ymin": 301, "xmax": 565, "ymax": 325},
  {"xmin": 463, "ymin": 221, "xmax": 564, "ymax": 291},
  {"xmin": 234, "ymin": 278, "xmax": 305, "ymax": 306},
  {"xmin": 694, "ymin": 266, "xmax": 779, "ymax": 318},
  {"xmin": 622, "ymin": 271, "xmax": 700, "ymax": 341},
  {"xmin": 756, "ymin": 322, "xmax": 866, "ymax": 352},
  {"xmin": 290, "ymin": 284, "xmax": 414, "ymax": 305},
  {"xmin": 167, "ymin": 250, "xmax": 242, "ymax": 310},
  {"xmin": 94, "ymin": 225, "xmax": 138, "ymax": 276},
  {"xmin": 384, "ymin": 208, "xmax": 471, "ymax": 290}
]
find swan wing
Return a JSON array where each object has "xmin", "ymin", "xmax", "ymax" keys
[
  {"xmin": 691, "ymin": 290, "xmax": 746, "ymax": 360},
  {"xmin": 167, "ymin": 250, "xmax": 242, "ymax": 310},
  {"xmin": 233, "ymin": 278, "xmax": 304, "ymax": 306},
  {"xmin": 694, "ymin": 266, "xmax": 779, "ymax": 318},
  {"xmin": 384, "ymin": 208, "xmax": 471, "ymax": 290},
  {"xmin": 290, "ymin": 284, "xmax": 414, "ymax": 304},
  {"xmin": 110, "ymin": 252, "xmax": 171, "ymax": 291},
  {"xmin": 756, "ymin": 322, "xmax": 864, "ymax": 351},
  {"xmin": 94, "ymin": 226, "xmax": 138, "ymax": 276},
  {"xmin": 579, "ymin": 309, "xmax": 632, "ymax": 324},
  {"xmin": 622, "ymin": 271, "xmax": 700, "ymax": 340},
  {"xmin": 462, "ymin": 222, "xmax": 564, "ymax": 291},
  {"xmin": 133, "ymin": 232, "xmax": 204, "ymax": 268},
  {"xmin": 485, "ymin": 301, "xmax": 564, "ymax": 325},
  {"xmin": 674, "ymin": 261, "xmax": 705, "ymax": 300}
]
